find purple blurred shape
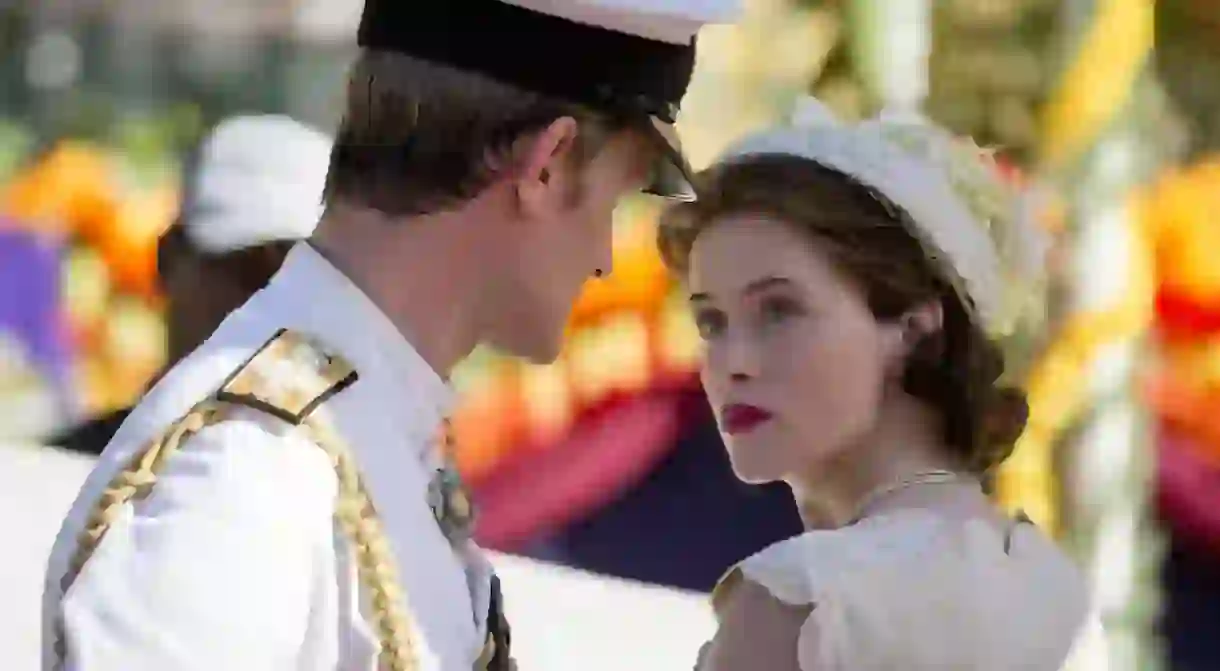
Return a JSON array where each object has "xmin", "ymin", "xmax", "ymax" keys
[{"xmin": 0, "ymin": 223, "xmax": 71, "ymax": 389}]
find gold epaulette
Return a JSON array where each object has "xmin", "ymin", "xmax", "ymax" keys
[
  {"xmin": 53, "ymin": 329, "xmax": 424, "ymax": 671},
  {"xmin": 216, "ymin": 328, "xmax": 358, "ymax": 425}
]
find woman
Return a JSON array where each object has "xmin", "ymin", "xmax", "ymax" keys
[{"xmin": 658, "ymin": 98, "xmax": 1104, "ymax": 670}]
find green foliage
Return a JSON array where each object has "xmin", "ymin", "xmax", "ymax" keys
[
  {"xmin": 108, "ymin": 105, "xmax": 203, "ymax": 188},
  {"xmin": 0, "ymin": 117, "xmax": 35, "ymax": 180}
]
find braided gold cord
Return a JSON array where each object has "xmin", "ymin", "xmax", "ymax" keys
[
  {"xmin": 52, "ymin": 400, "xmax": 227, "ymax": 670},
  {"xmin": 303, "ymin": 413, "xmax": 419, "ymax": 671},
  {"xmin": 53, "ymin": 401, "xmax": 419, "ymax": 671}
]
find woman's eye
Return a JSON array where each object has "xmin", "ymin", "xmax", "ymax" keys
[
  {"xmin": 693, "ymin": 310, "xmax": 726, "ymax": 340},
  {"xmin": 759, "ymin": 296, "xmax": 802, "ymax": 325}
]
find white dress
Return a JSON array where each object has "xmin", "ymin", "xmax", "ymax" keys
[{"xmin": 710, "ymin": 510, "xmax": 1106, "ymax": 671}]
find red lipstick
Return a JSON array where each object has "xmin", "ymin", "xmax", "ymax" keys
[{"xmin": 720, "ymin": 404, "xmax": 773, "ymax": 435}]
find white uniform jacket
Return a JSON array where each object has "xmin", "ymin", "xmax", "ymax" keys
[{"xmin": 42, "ymin": 244, "xmax": 494, "ymax": 671}]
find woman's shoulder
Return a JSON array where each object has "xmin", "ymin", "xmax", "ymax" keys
[
  {"xmin": 709, "ymin": 510, "xmax": 1095, "ymax": 670},
  {"xmin": 713, "ymin": 510, "xmax": 950, "ymax": 609},
  {"xmin": 703, "ymin": 575, "xmax": 809, "ymax": 671}
]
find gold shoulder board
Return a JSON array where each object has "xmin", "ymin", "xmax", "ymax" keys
[{"xmin": 216, "ymin": 328, "xmax": 358, "ymax": 425}]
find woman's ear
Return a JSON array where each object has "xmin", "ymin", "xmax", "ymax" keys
[
  {"xmin": 881, "ymin": 299, "xmax": 944, "ymax": 376},
  {"xmin": 899, "ymin": 300, "xmax": 944, "ymax": 354}
]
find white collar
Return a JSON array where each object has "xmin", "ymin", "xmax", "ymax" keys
[{"xmin": 255, "ymin": 243, "xmax": 456, "ymax": 442}]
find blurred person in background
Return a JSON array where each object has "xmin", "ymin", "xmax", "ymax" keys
[
  {"xmin": 49, "ymin": 115, "xmax": 333, "ymax": 456},
  {"xmin": 41, "ymin": 0, "xmax": 740, "ymax": 670},
  {"xmin": 660, "ymin": 98, "xmax": 1102, "ymax": 671}
]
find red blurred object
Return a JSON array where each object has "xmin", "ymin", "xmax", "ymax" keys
[
  {"xmin": 469, "ymin": 373, "xmax": 699, "ymax": 551},
  {"xmin": 1157, "ymin": 289, "xmax": 1220, "ymax": 340},
  {"xmin": 993, "ymin": 155, "xmax": 1023, "ymax": 184},
  {"xmin": 1145, "ymin": 373, "xmax": 1220, "ymax": 471},
  {"xmin": 1158, "ymin": 429, "xmax": 1220, "ymax": 559}
]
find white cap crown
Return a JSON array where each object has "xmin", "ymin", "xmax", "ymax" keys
[
  {"xmin": 500, "ymin": 0, "xmax": 741, "ymax": 44},
  {"xmin": 184, "ymin": 115, "xmax": 334, "ymax": 254}
]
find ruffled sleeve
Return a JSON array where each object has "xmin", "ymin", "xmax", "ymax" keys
[
  {"xmin": 712, "ymin": 513, "xmax": 947, "ymax": 671},
  {"xmin": 733, "ymin": 513, "xmax": 947, "ymax": 606},
  {"xmin": 709, "ymin": 513, "xmax": 1093, "ymax": 671}
]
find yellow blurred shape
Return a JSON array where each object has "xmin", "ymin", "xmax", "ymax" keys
[
  {"xmin": 565, "ymin": 313, "xmax": 652, "ymax": 405},
  {"xmin": 519, "ymin": 359, "xmax": 575, "ymax": 447},
  {"xmin": 61, "ymin": 246, "xmax": 112, "ymax": 336},
  {"xmin": 1038, "ymin": 0, "xmax": 1154, "ymax": 170},
  {"xmin": 659, "ymin": 290, "xmax": 702, "ymax": 373}
]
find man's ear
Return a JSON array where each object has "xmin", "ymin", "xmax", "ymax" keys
[{"xmin": 511, "ymin": 116, "xmax": 579, "ymax": 214}]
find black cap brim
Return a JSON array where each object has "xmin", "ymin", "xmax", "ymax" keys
[{"xmin": 641, "ymin": 116, "xmax": 696, "ymax": 202}]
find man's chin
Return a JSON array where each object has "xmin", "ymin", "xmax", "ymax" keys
[
  {"xmin": 491, "ymin": 332, "xmax": 564, "ymax": 366},
  {"xmin": 520, "ymin": 340, "xmax": 564, "ymax": 365}
]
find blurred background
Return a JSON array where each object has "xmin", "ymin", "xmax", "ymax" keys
[{"xmin": 1, "ymin": 0, "xmax": 1218, "ymax": 669}]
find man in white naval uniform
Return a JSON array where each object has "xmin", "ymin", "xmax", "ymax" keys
[{"xmin": 41, "ymin": 0, "xmax": 741, "ymax": 669}]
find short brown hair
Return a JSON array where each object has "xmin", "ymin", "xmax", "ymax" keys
[
  {"xmin": 322, "ymin": 50, "xmax": 632, "ymax": 216},
  {"xmin": 658, "ymin": 155, "xmax": 1028, "ymax": 474}
]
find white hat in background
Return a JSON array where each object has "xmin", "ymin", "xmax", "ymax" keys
[{"xmin": 179, "ymin": 115, "xmax": 334, "ymax": 254}]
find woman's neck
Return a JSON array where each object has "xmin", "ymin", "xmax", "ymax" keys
[{"xmin": 789, "ymin": 394, "xmax": 970, "ymax": 530}]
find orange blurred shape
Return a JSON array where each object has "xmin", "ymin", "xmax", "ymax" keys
[
  {"xmin": 451, "ymin": 366, "xmax": 530, "ymax": 482},
  {"xmin": 1146, "ymin": 371, "xmax": 1220, "ymax": 468},
  {"xmin": 566, "ymin": 220, "xmax": 670, "ymax": 332},
  {"xmin": 0, "ymin": 142, "xmax": 114, "ymax": 233},
  {"xmin": 97, "ymin": 187, "xmax": 178, "ymax": 298},
  {"xmin": 1148, "ymin": 159, "xmax": 1220, "ymax": 300},
  {"xmin": 1160, "ymin": 338, "xmax": 1220, "ymax": 387},
  {"xmin": 72, "ymin": 187, "xmax": 123, "ymax": 248}
]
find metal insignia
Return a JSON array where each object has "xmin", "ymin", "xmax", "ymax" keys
[{"xmin": 428, "ymin": 466, "xmax": 475, "ymax": 545}]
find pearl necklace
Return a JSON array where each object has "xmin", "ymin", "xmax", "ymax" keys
[{"xmin": 850, "ymin": 468, "xmax": 970, "ymax": 523}]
